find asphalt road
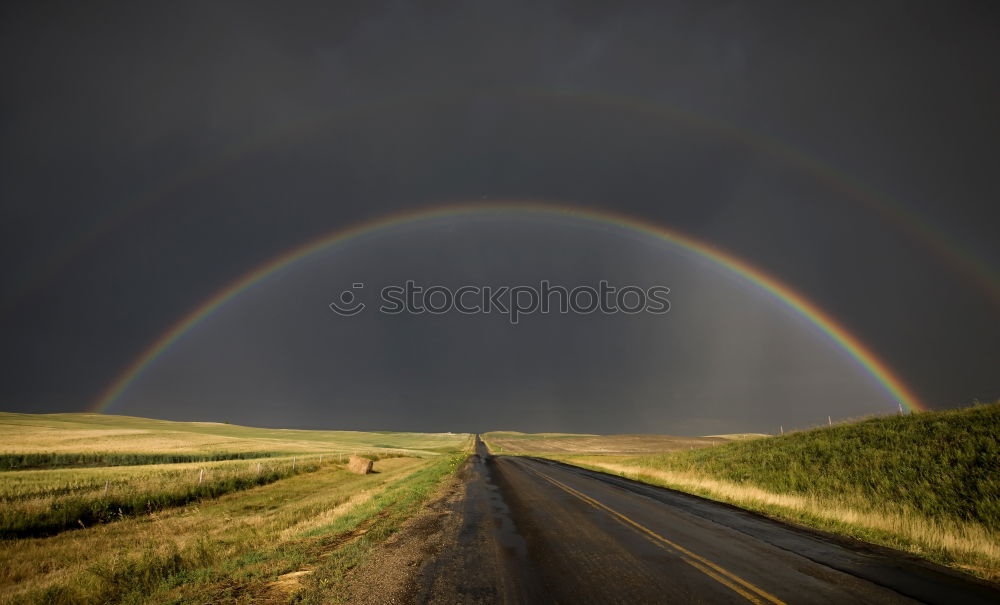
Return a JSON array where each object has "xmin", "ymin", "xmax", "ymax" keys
[{"xmin": 408, "ymin": 436, "xmax": 1000, "ymax": 604}]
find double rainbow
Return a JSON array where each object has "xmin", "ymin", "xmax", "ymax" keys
[{"xmin": 90, "ymin": 202, "xmax": 925, "ymax": 415}]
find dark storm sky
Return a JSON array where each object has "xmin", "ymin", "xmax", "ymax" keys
[{"xmin": 1, "ymin": 1, "xmax": 997, "ymax": 434}]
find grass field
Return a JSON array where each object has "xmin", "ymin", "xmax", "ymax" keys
[
  {"xmin": 1, "ymin": 455, "xmax": 333, "ymax": 538},
  {"xmin": 540, "ymin": 402, "xmax": 1000, "ymax": 581},
  {"xmin": 0, "ymin": 413, "xmax": 470, "ymax": 603},
  {"xmin": 7, "ymin": 406, "xmax": 997, "ymax": 597},
  {"xmin": 482, "ymin": 431, "xmax": 739, "ymax": 455},
  {"xmin": 0, "ymin": 412, "xmax": 465, "ymax": 456}
]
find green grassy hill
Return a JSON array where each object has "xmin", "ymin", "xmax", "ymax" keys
[{"xmin": 634, "ymin": 403, "xmax": 1000, "ymax": 529}]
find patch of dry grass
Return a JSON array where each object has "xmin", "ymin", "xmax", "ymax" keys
[
  {"xmin": 482, "ymin": 432, "xmax": 726, "ymax": 455},
  {"xmin": 702, "ymin": 433, "xmax": 770, "ymax": 440},
  {"xmin": 278, "ymin": 489, "xmax": 376, "ymax": 540}
]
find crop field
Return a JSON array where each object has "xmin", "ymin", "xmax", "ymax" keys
[
  {"xmin": 0, "ymin": 413, "xmax": 466, "ymax": 457},
  {"xmin": 545, "ymin": 402, "xmax": 1000, "ymax": 581},
  {"xmin": 0, "ymin": 413, "xmax": 470, "ymax": 603}
]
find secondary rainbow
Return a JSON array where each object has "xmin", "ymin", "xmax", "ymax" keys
[
  {"xmin": 90, "ymin": 202, "xmax": 926, "ymax": 414},
  {"xmin": 10, "ymin": 87, "xmax": 997, "ymax": 317}
]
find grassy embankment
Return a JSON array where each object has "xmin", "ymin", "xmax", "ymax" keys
[
  {"xmin": 531, "ymin": 403, "xmax": 1000, "ymax": 581},
  {"xmin": 0, "ymin": 413, "xmax": 470, "ymax": 603}
]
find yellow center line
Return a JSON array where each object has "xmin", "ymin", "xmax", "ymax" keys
[
  {"xmin": 623, "ymin": 519, "xmax": 764, "ymax": 603},
  {"xmin": 682, "ymin": 557, "xmax": 766, "ymax": 604},
  {"xmin": 518, "ymin": 461, "xmax": 787, "ymax": 605}
]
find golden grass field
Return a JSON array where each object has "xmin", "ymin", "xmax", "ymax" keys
[
  {"xmin": 0, "ymin": 412, "xmax": 465, "ymax": 456},
  {"xmin": 0, "ymin": 413, "xmax": 471, "ymax": 604},
  {"xmin": 482, "ymin": 431, "xmax": 762, "ymax": 455}
]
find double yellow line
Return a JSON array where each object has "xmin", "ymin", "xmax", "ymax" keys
[{"xmin": 520, "ymin": 462, "xmax": 786, "ymax": 605}]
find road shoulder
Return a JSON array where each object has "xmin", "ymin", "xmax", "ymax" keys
[{"xmin": 337, "ymin": 456, "xmax": 471, "ymax": 604}]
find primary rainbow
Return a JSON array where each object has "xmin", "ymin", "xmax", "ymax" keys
[{"xmin": 90, "ymin": 202, "xmax": 926, "ymax": 414}]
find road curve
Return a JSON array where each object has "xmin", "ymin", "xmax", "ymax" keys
[{"xmin": 406, "ymin": 436, "xmax": 1000, "ymax": 604}]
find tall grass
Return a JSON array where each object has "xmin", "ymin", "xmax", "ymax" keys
[
  {"xmin": 0, "ymin": 451, "xmax": 282, "ymax": 471},
  {"xmin": 0, "ymin": 456, "xmax": 328, "ymax": 538},
  {"xmin": 631, "ymin": 403, "xmax": 1000, "ymax": 529}
]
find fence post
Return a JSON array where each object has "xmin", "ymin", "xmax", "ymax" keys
[
  {"xmin": 779, "ymin": 425, "xmax": 783, "ymax": 435},
  {"xmin": 198, "ymin": 468, "xmax": 204, "ymax": 485},
  {"xmin": 828, "ymin": 416, "xmax": 832, "ymax": 427},
  {"xmin": 292, "ymin": 457, "xmax": 296, "ymax": 471}
]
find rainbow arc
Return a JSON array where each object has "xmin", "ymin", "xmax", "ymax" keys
[{"xmin": 90, "ymin": 202, "xmax": 926, "ymax": 414}]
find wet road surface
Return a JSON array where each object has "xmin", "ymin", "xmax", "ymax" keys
[{"xmin": 407, "ymin": 436, "xmax": 1000, "ymax": 604}]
